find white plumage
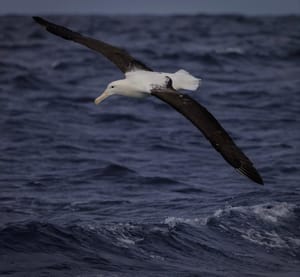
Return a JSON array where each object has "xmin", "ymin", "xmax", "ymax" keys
[
  {"xmin": 125, "ymin": 69, "xmax": 201, "ymax": 92},
  {"xmin": 94, "ymin": 69, "xmax": 201, "ymax": 104}
]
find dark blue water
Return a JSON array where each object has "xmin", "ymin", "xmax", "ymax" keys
[{"xmin": 0, "ymin": 15, "xmax": 300, "ymax": 276}]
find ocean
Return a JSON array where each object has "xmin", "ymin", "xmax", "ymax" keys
[{"xmin": 0, "ymin": 15, "xmax": 299, "ymax": 276}]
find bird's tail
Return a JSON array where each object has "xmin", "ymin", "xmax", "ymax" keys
[{"xmin": 173, "ymin": 69, "xmax": 201, "ymax": 91}]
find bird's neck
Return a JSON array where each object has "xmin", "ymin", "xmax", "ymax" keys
[{"xmin": 115, "ymin": 79, "xmax": 148, "ymax": 98}]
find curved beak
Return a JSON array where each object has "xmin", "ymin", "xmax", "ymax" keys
[{"xmin": 94, "ymin": 90, "xmax": 110, "ymax": 105}]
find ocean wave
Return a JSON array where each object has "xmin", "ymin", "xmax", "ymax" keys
[
  {"xmin": 164, "ymin": 202, "xmax": 300, "ymax": 251},
  {"xmin": 1, "ymin": 201, "xmax": 299, "ymax": 275},
  {"xmin": 0, "ymin": 221, "xmax": 188, "ymax": 270},
  {"xmin": 100, "ymin": 163, "xmax": 136, "ymax": 177},
  {"xmin": 211, "ymin": 202, "xmax": 297, "ymax": 224},
  {"xmin": 164, "ymin": 216, "xmax": 207, "ymax": 228},
  {"xmin": 164, "ymin": 202, "xmax": 298, "ymax": 227}
]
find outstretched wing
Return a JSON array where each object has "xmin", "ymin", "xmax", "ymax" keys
[
  {"xmin": 33, "ymin": 16, "xmax": 152, "ymax": 73},
  {"xmin": 151, "ymin": 89, "xmax": 264, "ymax": 185}
]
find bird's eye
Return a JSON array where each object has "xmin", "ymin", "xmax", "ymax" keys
[{"xmin": 111, "ymin": 85, "xmax": 114, "ymax": 88}]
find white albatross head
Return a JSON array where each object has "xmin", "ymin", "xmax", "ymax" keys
[
  {"xmin": 94, "ymin": 80, "xmax": 126, "ymax": 105},
  {"xmin": 94, "ymin": 79, "xmax": 148, "ymax": 105}
]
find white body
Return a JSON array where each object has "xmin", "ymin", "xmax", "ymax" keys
[
  {"xmin": 95, "ymin": 69, "xmax": 201, "ymax": 104},
  {"xmin": 125, "ymin": 69, "xmax": 201, "ymax": 94}
]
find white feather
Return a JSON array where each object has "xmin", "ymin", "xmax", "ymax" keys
[
  {"xmin": 125, "ymin": 70, "xmax": 201, "ymax": 93},
  {"xmin": 169, "ymin": 69, "xmax": 201, "ymax": 91}
]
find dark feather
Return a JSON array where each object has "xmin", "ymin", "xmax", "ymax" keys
[
  {"xmin": 33, "ymin": 16, "xmax": 152, "ymax": 73},
  {"xmin": 151, "ymin": 89, "xmax": 264, "ymax": 185}
]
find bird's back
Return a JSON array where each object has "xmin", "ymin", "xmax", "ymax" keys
[{"xmin": 125, "ymin": 70, "xmax": 200, "ymax": 92}]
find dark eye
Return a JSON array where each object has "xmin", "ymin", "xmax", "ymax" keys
[{"xmin": 111, "ymin": 85, "xmax": 114, "ymax": 88}]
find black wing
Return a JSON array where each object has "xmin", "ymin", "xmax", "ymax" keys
[
  {"xmin": 33, "ymin": 16, "xmax": 152, "ymax": 73},
  {"xmin": 151, "ymin": 89, "xmax": 264, "ymax": 185}
]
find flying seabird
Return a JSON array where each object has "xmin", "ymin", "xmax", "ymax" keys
[{"xmin": 33, "ymin": 16, "xmax": 264, "ymax": 185}]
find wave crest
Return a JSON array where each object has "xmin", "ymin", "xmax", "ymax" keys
[{"xmin": 164, "ymin": 202, "xmax": 300, "ymax": 250}]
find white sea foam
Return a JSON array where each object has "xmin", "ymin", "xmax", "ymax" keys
[
  {"xmin": 164, "ymin": 202, "xmax": 299, "ymax": 249},
  {"xmin": 212, "ymin": 47, "xmax": 245, "ymax": 55},
  {"xmin": 214, "ymin": 202, "xmax": 296, "ymax": 224},
  {"xmin": 87, "ymin": 223, "xmax": 144, "ymax": 248},
  {"xmin": 164, "ymin": 216, "xmax": 206, "ymax": 228},
  {"xmin": 150, "ymin": 254, "xmax": 165, "ymax": 261},
  {"xmin": 117, "ymin": 237, "xmax": 136, "ymax": 246},
  {"xmin": 164, "ymin": 202, "xmax": 296, "ymax": 228},
  {"xmin": 241, "ymin": 229, "xmax": 289, "ymax": 248}
]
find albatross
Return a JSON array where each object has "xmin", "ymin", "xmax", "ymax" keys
[{"xmin": 33, "ymin": 16, "xmax": 264, "ymax": 185}]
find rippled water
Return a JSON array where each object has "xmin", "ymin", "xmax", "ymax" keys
[{"xmin": 0, "ymin": 15, "xmax": 300, "ymax": 276}]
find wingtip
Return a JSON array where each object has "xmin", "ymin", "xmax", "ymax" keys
[
  {"xmin": 255, "ymin": 177, "xmax": 264, "ymax": 186},
  {"xmin": 237, "ymin": 166, "xmax": 264, "ymax": 186},
  {"xmin": 32, "ymin": 16, "xmax": 45, "ymax": 25}
]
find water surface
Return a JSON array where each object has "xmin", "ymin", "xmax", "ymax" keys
[{"xmin": 0, "ymin": 15, "xmax": 300, "ymax": 276}]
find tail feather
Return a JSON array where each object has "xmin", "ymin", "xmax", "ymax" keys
[{"xmin": 172, "ymin": 69, "xmax": 201, "ymax": 91}]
